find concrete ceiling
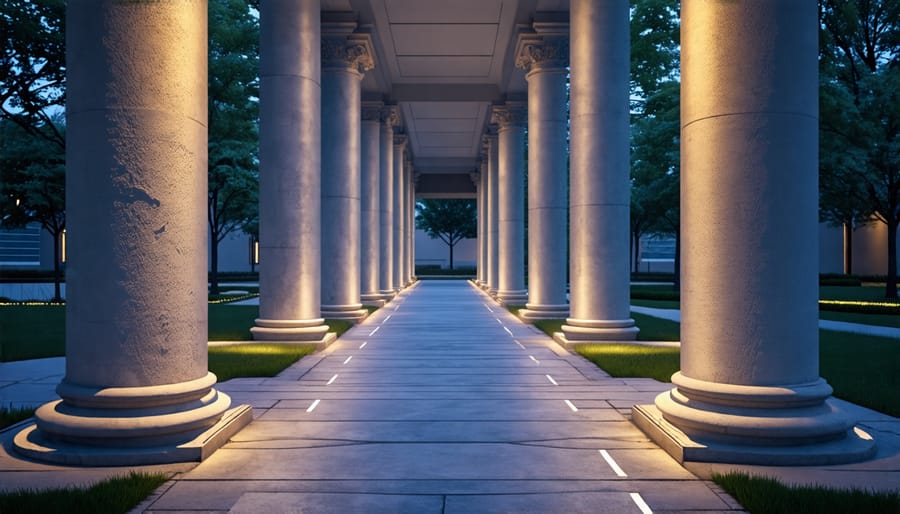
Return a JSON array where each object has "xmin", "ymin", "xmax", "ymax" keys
[{"xmin": 326, "ymin": 0, "xmax": 569, "ymax": 178}]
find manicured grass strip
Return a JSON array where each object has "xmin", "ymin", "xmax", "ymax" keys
[
  {"xmin": 327, "ymin": 319, "xmax": 354, "ymax": 337},
  {"xmin": 819, "ymin": 285, "xmax": 900, "ymax": 302},
  {"xmin": 532, "ymin": 319, "xmax": 564, "ymax": 338},
  {"xmin": 819, "ymin": 310, "xmax": 900, "ymax": 328},
  {"xmin": 0, "ymin": 405, "xmax": 35, "ymax": 430},
  {"xmin": 576, "ymin": 344, "xmax": 679, "ymax": 383},
  {"xmin": 0, "ymin": 305, "xmax": 65, "ymax": 361},
  {"xmin": 630, "ymin": 298, "xmax": 681, "ymax": 310},
  {"xmin": 712, "ymin": 471, "xmax": 900, "ymax": 514},
  {"xmin": 820, "ymin": 330, "xmax": 900, "ymax": 417},
  {"xmin": 0, "ymin": 471, "xmax": 169, "ymax": 514},
  {"xmin": 208, "ymin": 304, "xmax": 258, "ymax": 341},
  {"xmin": 631, "ymin": 312, "xmax": 680, "ymax": 341},
  {"xmin": 208, "ymin": 343, "xmax": 316, "ymax": 382}
]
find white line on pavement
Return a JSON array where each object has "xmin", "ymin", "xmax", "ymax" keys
[
  {"xmin": 383, "ymin": 315, "xmax": 392, "ymax": 323},
  {"xmin": 564, "ymin": 399, "xmax": 578, "ymax": 412},
  {"xmin": 368, "ymin": 326, "xmax": 380, "ymax": 336},
  {"xmin": 515, "ymin": 340, "xmax": 525, "ymax": 349},
  {"xmin": 343, "ymin": 356, "xmax": 352, "ymax": 365},
  {"xmin": 306, "ymin": 399, "xmax": 321, "ymax": 413},
  {"xmin": 599, "ymin": 449, "xmax": 627, "ymax": 477},
  {"xmin": 529, "ymin": 355, "xmax": 540, "ymax": 364},
  {"xmin": 503, "ymin": 326, "xmax": 513, "ymax": 336},
  {"xmin": 630, "ymin": 493, "xmax": 653, "ymax": 514},
  {"xmin": 483, "ymin": 304, "xmax": 493, "ymax": 312},
  {"xmin": 359, "ymin": 341, "xmax": 368, "ymax": 349},
  {"xmin": 326, "ymin": 374, "xmax": 338, "ymax": 385},
  {"xmin": 545, "ymin": 374, "xmax": 558, "ymax": 386}
]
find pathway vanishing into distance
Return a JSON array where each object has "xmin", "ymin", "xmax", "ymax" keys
[{"xmin": 140, "ymin": 281, "xmax": 740, "ymax": 513}]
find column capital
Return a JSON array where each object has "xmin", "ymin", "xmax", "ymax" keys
[
  {"xmin": 491, "ymin": 103, "xmax": 528, "ymax": 127},
  {"xmin": 322, "ymin": 28, "xmax": 375, "ymax": 73},
  {"xmin": 380, "ymin": 104, "xmax": 400, "ymax": 127},
  {"xmin": 393, "ymin": 133, "xmax": 408, "ymax": 147},
  {"xmin": 515, "ymin": 30, "xmax": 569, "ymax": 73},
  {"xmin": 361, "ymin": 101, "xmax": 384, "ymax": 122},
  {"xmin": 469, "ymin": 172, "xmax": 481, "ymax": 187}
]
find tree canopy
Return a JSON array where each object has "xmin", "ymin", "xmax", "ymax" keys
[
  {"xmin": 820, "ymin": 0, "xmax": 900, "ymax": 298},
  {"xmin": 415, "ymin": 199, "xmax": 477, "ymax": 270}
]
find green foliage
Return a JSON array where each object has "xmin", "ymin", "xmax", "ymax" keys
[
  {"xmin": 0, "ymin": 405, "xmax": 35, "ymax": 430},
  {"xmin": 712, "ymin": 472, "xmax": 900, "ymax": 514},
  {"xmin": 0, "ymin": 0, "xmax": 66, "ymax": 150},
  {"xmin": 208, "ymin": 0, "xmax": 260, "ymax": 294},
  {"xmin": 0, "ymin": 305, "xmax": 65, "ymax": 361},
  {"xmin": 415, "ymin": 199, "xmax": 477, "ymax": 269},
  {"xmin": 820, "ymin": 0, "xmax": 900, "ymax": 299},
  {"xmin": 0, "ymin": 471, "xmax": 169, "ymax": 514},
  {"xmin": 821, "ymin": 330, "xmax": 900, "ymax": 417}
]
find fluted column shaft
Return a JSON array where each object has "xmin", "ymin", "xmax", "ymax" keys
[
  {"xmin": 477, "ymin": 159, "xmax": 488, "ymax": 286},
  {"xmin": 493, "ymin": 104, "xmax": 528, "ymax": 305},
  {"xmin": 561, "ymin": 0, "xmax": 638, "ymax": 342},
  {"xmin": 392, "ymin": 136, "xmax": 407, "ymax": 291},
  {"xmin": 634, "ymin": 0, "xmax": 874, "ymax": 465},
  {"xmin": 517, "ymin": 28, "xmax": 570, "ymax": 319},
  {"xmin": 378, "ymin": 107, "xmax": 398, "ymax": 298},
  {"xmin": 406, "ymin": 163, "xmax": 416, "ymax": 283},
  {"xmin": 360, "ymin": 103, "xmax": 382, "ymax": 304},
  {"xmin": 320, "ymin": 29, "xmax": 372, "ymax": 321},
  {"xmin": 16, "ymin": 0, "xmax": 249, "ymax": 465},
  {"xmin": 252, "ymin": 0, "xmax": 331, "ymax": 342},
  {"xmin": 485, "ymin": 132, "xmax": 500, "ymax": 294}
]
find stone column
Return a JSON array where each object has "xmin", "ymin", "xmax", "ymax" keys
[
  {"xmin": 252, "ymin": 0, "xmax": 332, "ymax": 344},
  {"xmin": 15, "ymin": 0, "xmax": 250, "ymax": 465},
  {"xmin": 471, "ymin": 170, "xmax": 483, "ymax": 285},
  {"xmin": 360, "ymin": 102, "xmax": 383, "ymax": 306},
  {"xmin": 477, "ymin": 158, "xmax": 489, "ymax": 287},
  {"xmin": 406, "ymin": 162, "xmax": 416, "ymax": 283},
  {"xmin": 492, "ymin": 104, "xmax": 528, "ymax": 306},
  {"xmin": 392, "ymin": 135, "xmax": 407, "ymax": 291},
  {"xmin": 485, "ymin": 131, "xmax": 500, "ymax": 295},
  {"xmin": 320, "ymin": 26, "xmax": 372, "ymax": 321},
  {"xmin": 559, "ymin": 0, "xmax": 638, "ymax": 345},
  {"xmin": 516, "ymin": 25, "xmax": 570, "ymax": 320},
  {"xmin": 378, "ymin": 106, "xmax": 398, "ymax": 299},
  {"xmin": 633, "ymin": 0, "xmax": 875, "ymax": 465}
]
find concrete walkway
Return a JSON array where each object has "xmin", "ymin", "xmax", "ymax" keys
[{"xmin": 1, "ymin": 281, "xmax": 898, "ymax": 513}]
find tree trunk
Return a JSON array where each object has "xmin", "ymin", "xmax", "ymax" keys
[
  {"xmin": 449, "ymin": 241, "xmax": 455, "ymax": 270},
  {"xmin": 843, "ymin": 221, "xmax": 853, "ymax": 275},
  {"xmin": 52, "ymin": 229, "xmax": 62, "ymax": 302},
  {"xmin": 886, "ymin": 217, "xmax": 898, "ymax": 299},
  {"xmin": 210, "ymin": 232, "xmax": 219, "ymax": 296}
]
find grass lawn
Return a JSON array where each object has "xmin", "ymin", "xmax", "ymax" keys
[
  {"xmin": 209, "ymin": 343, "xmax": 316, "ymax": 382},
  {"xmin": 0, "ymin": 405, "xmax": 35, "ymax": 430},
  {"xmin": 713, "ymin": 472, "xmax": 900, "ymax": 514},
  {"xmin": 0, "ymin": 471, "xmax": 168, "ymax": 514},
  {"xmin": 820, "ymin": 285, "xmax": 900, "ymax": 302},
  {"xmin": 819, "ymin": 310, "xmax": 900, "ymax": 328},
  {"xmin": 631, "ymin": 298, "xmax": 680, "ymax": 309},
  {"xmin": 1, "ymin": 305, "xmax": 355, "ymax": 362},
  {"xmin": 576, "ymin": 343, "xmax": 680, "ymax": 382},
  {"xmin": 531, "ymin": 314, "xmax": 680, "ymax": 342}
]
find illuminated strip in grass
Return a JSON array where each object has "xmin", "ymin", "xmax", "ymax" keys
[{"xmin": 819, "ymin": 299, "xmax": 900, "ymax": 308}]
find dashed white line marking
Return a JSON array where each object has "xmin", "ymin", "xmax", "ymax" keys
[
  {"xmin": 529, "ymin": 355, "xmax": 540, "ymax": 364},
  {"xmin": 503, "ymin": 326, "xmax": 513, "ymax": 336},
  {"xmin": 343, "ymin": 356, "xmax": 352, "ymax": 365},
  {"xmin": 483, "ymin": 304, "xmax": 494, "ymax": 312},
  {"xmin": 368, "ymin": 326, "xmax": 381, "ymax": 336},
  {"xmin": 599, "ymin": 449, "xmax": 627, "ymax": 477},
  {"xmin": 564, "ymin": 399, "xmax": 578, "ymax": 412},
  {"xmin": 515, "ymin": 341, "xmax": 526, "ymax": 350},
  {"xmin": 495, "ymin": 318, "xmax": 503, "ymax": 324},
  {"xmin": 545, "ymin": 374, "xmax": 558, "ymax": 386},
  {"xmin": 383, "ymin": 315, "xmax": 392, "ymax": 323},
  {"xmin": 630, "ymin": 493, "xmax": 653, "ymax": 514},
  {"xmin": 359, "ymin": 341, "xmax": 368, "ymax": 349},
  {"xmin": 326, "ymin": 374, "xmax": 338, "ymax": 385},
  {"xmin": 306, "ymin": 399, "xmax": 321, "ymax": 413}
]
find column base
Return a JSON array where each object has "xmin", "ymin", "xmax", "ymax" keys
[
  {"xmin": 519, "ymin": 303, "xmax": 569, "ymax": 320},
  {"xmin": 378, "ymin": 289, "xmax": 397, "ymax": 302},
  {"xmin": 632, "ymin": 373, "xmax": 877, "ymax": 465},
  {"xmin": 13, "ymin": 373, "xmax": 253, "ymax": 466},
  {"xmin": 320, "ymin": 303, "xmax": 369, "ymax": 322},
  {"xmin": 251, "ymin": 318, "xmax": 335, "ymax": 347},
  {"xmin": 360, "ymin": 293, "xmax": 386, "ymax": 308},
  {"xmin": 554, "ymin": 318, "xmax": 639, "ymax": 348},
  {"xmin": 496, "ymin": 289, "xmax": 528, "ymax": 306}
]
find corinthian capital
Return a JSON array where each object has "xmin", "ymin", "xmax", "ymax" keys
[
  {"xmin": 515, "ymin": 33, "xmax": 568, "ymax": 72},
  {"xmin": 381, "ymin": 104, "xmax": 400, "ymax": 127},
  {"xmin": 322, "ymin": 33, "xmax": 375, "ymax": 73},
  {"xmin": 491, "ymin": 103, "xmax": 528, "ymax": 127},
  {"xmin": 361, "ymin": 101, "xmax": 383, "ymax": 122}
]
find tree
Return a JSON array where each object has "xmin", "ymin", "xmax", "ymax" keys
[
  {"xmin": 207, "ymin": 0, "xmax": 260, "ymax": 294},
  {"xmin": 0, "ymin": 119, "xmax": 66, "ymax": 300},
  {"xmin": 629, "ymin": 0, "xmax": 681, "ymax": 287},
  {"xmin": 415, "ymin": 199, "xmax": 477, "ymax": 270},
  {"xmin": 0, "ymin": 0, "xmax": 66, "ymax": 151},
  {"xmin": 820, "ymin": 0, "xmax": 900, "ymax": 298}
]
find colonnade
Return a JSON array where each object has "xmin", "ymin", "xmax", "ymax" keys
[{"xmin": 16, "ymin": 0, "xmax": 874, "ymax": 468}]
